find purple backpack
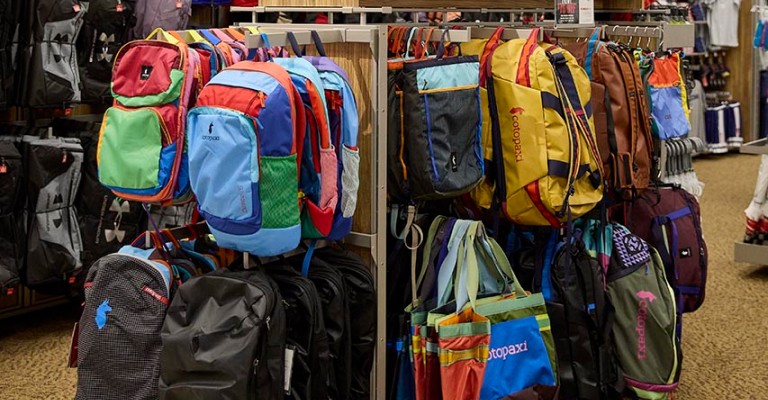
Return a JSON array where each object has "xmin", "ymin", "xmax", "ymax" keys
[{"xmin": 133, "ymin": 0, "xmax": 191, "ymax": 39}]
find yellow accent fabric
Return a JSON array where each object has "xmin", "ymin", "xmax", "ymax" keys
[
  {"xmin": 146, "ymin": 28, "xmax": 180, "ymax": 44},
  {"xmin": 438, "ymin": 345, "xmax": 490, "ymax": 366}
]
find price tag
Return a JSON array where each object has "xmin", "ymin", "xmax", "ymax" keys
[
  {"xmin": 116, "ymin": 3, "xmax": 125, "ymax": 12},
  {"xmin": 73, "ymin": 3, "xmax": 81, "ymax": 12},
  {"xmin": 0, "ymin": 164, "xmax": 6, "ymax": 174},
  {"xmin": 176, "ymin": 1, "xmax": 183, "ymax": 8}
]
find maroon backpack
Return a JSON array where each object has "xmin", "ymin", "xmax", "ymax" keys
[{"xmin": 625, "ymin": 185, "xmax": 707, "ymax": 314}]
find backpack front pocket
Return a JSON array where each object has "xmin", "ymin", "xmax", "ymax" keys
[
  {"xmin": 98, "ymin": 106, "xmax": 172, "ymax": 191},
  {"xmin": 187, "ymin": 107, "xmax": 260, "ymax": 230},
  {"xmin": 416, "ymin": 86, "xmax": 483, "ymax": 197},
  {"xmin": 111, "ymin": 41, "xmax": 184, "ymax": 107}
]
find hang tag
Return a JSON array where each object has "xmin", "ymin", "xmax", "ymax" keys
[
  {"xmin": 73, "ymin": 3, "xmax": 81, "ymax": 12},
  {"xmin": 68, "ymin": 323, "xmax": 79, "ymax": 368},
  {"xmin": 116, "ymin": 3, "xmax": 125, "ymax": 12},
  {"xmin": 5, "ymin": 287, "xmax": 14, "ymax": 296},
  {"xmin": 283, "ymin": 345, "xmax": 295, "ymax": 393},
  {"xmin": 0, "ymin": 164, "xmax": 7, "ymax": 174},
  {"xmin": 176, "ymin": 0, "xmax": 183, "ymax": 8}
]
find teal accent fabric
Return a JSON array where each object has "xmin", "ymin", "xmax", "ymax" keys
[{"xmin": 416, "ymin": 62, "xmax": 480, "ymax": 90}]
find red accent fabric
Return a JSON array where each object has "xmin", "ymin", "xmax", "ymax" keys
[
  {"xmin": 112, "ymin": 42, "xmax": 181, "ymax": 98},
  {"xmin": 197, "ymin": 86, "xmax": 266, "ymax": 118},
  {"xmin": 479, "ymin": 27, "xmax": 505, "ymax": 87},
  {"xmin": 142, "ymin": 285, "xmax": 170, "ymax": 305},
  {"xmin": 231, "ymin": 0, "xmax": 257, "ymax": 5},
  {"xmin": 438, "ymin": 333, "xmax": 490, "ymax": 400},
  {"xmin": 525, "ymin": 181, "xmax": 562, "ymax": 227},
  {"xmin": 425, "ymin": 327, "xmax": 443, "ymax": 400},
  {"xmin": 305, "ymin": 108, "xmax": 321, "ymax": 173},
  {"xmin": 304, "ymin": 199, "xmax": 333, "ymax": 236}
]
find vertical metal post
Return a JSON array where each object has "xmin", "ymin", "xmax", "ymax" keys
[
  {"xmin": 371, "ymin": 25, "xmax": 389, "ymax": 400},
  {"xmin": 752, "ymin": 3, "xmax": 764, "ymax": 141}
]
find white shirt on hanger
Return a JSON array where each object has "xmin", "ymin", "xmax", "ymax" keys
[{"xmin": 705, "ymin": 0, "xmax": 742, "ymax": 47}]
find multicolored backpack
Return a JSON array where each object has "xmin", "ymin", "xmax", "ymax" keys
[
  {"xmin": 97, "ymin": 31, "xmax": 199, "ymax": 204},
  {"xmin": 606, "ymin": 225, "xmax": 681, "ymax": 399},
  {"xmin": 471, "ymin": 28, "xmax": 604, "ymax": 226},
  {"xmin": 303, "ymin": 31, "xmax": 360, "ymax": 240},
  {"xmin": 187, "ymin": 61, "xmax": 304, "ymax": 256},
  {"xmin": 273, "ymin": 54, "xmax": 338, "ymax": 239}
]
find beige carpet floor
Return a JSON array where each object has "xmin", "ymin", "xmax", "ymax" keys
[{"xmin": 1, "ymin": 154, "xmax": 766, "ymax": 399}]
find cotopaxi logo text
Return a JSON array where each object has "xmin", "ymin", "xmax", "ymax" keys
[
  {"xmin": 635, "ymin": 290, "xmax": 657, "ymax": 360},
  {"xmin": 509, "ymin": 107, "xmax": 525, "ymax": 162},
  {"xmin": 488, "ymin": 340, "xmax": 528, "ymax": 361}
]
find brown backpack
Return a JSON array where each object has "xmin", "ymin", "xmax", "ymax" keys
[{"xmin": 566, "ymin": 30, "xmax": 653, "ymax": 199}]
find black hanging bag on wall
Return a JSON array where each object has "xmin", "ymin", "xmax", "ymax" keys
[
  {"xmin": 290, "ymin": 255, "xmax": 352, "ymax": 399},
  {"xmin": 78, "ymin": 0, "xmax": 137, "ymax": 103},
  {"xmin": 160, "ymin": 268, "xmax": 287, "ymax": 400},
  {"xmin": 0, "ymin": 141, "xmax": 24, "ymax": 292},
  {"xmin": 267, "ymin": 265, "xmax": 331, "ymax": 400},
  {"xmin": 316, "ymin": 247, "xmax": 377, "ymax": 399}
]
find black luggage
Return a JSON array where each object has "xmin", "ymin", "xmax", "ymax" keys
[
  {"xmin": 76, "ymin": 248, "xmax": 175, "ymax": 400},
  {"xmin": 159, "ymin": 267, "xmax": 286, "ymax": 400},
  {"xmin": 0, "ymin": 140, "xmax": 24, "ymax": 292},
  {"xmin": 268, "ymin": 265, "xmax": 330, "ymax": 400},
  {"xmin": 0, "ymin": 0, "xmax": 18, "ymax": 108},
  {"xmin": 316, "ymin": 247, "xmax": 376, "ymax": 399}
]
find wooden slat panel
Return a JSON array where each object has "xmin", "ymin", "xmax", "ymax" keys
[
  {"xmin": 594, "ymin": 0, "xmax": 644, "ymax": 10},
  {"xmin": 262, "ymin": 0, "xmax": 553, "ymax": 8},
  {"xmin": 725, "ymin": 0, "xmax": 754, "ymax": 141},
  {"xmin": 303, "ymin": 42, "xmax": 374, "ymax": 234},
  {"xmin": 261, "ymin": 0, "xmax": 358, "ymax": 7}
]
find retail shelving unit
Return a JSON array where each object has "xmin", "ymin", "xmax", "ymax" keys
[{"xmin": 734, "ymin": 138, "xmax": 768, "ymax": 265}]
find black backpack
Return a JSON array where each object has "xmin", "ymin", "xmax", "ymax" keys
[
  {"xmin": 291, "ymin": 254, "xmax": 352, "ymax": 399},
  {"xmin": 0, "ymin": 0, "xmax": 18, "ymax": 108},
  {"xmin": 23, "ymin": 137, "xmax": 84, "ymax": 294},
  {"xmin": 540, "ymin": 230, "xmax": 623, "ymax": 400},
  {"xmin": 78, "ymin": 0, "xmax": 136, "ymax": 103},
  {"xmin": 267, "ymin": 265, "xmax": 330, "ymax": 400},
  {"xmin": 76, "ymin": 249, "xmax": 175, "ymax": 400},
  {"xmin": 316, "ymin": 247, "xmax": 376, "ymax": 399},
  {"xmin": 160, "ymin": 267, "xmax": 286, "ymax": 400},
  {"xmin": 0, "ymin": 140, "xmax": 24, "ymax": 292}
]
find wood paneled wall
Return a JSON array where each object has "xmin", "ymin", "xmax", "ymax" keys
[{"xmin": 725, "ymin": 0, "xmax": 756, "ymax": 141}]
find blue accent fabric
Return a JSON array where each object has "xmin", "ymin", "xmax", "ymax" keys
[
  {"xmin": 302, "ymin": 240, "xmax": 317, "ymax": 276},
  {"xmin": 415, "ymin": 62, "xmax": 479, "ymax": 90},
  {"xmin": 104, "ymin": 142, "xmax": 177, "ymax": 196},
  {"xmin": 273, "ymin": 58, "xmax": 330, "ymax": 125},
  {"xmin": 258, "ymin": 86, "xmax": 294, "ymax": 156},
  {"xmin": 423, "ymin": 93, "xmax": 440, "ymax": 182},
  {"xmin": 208, "ymin": 224, "xmax": 301, "ymax": 256},
  {"xmin": 479, "ymin": 315, "xmax": 557, "ymax": 400},
  {"xmin": 541, "ymin": 231, "xmax": 558, "ymax": 302},
  {"xmin": 118, "ymin": 246, "xmax": 172, "ymax": 290},
  {"xmin": 475, "ymin": 87, "xmax": 484, "ymax": 175},
  {"xmin": 199, "ymin": 30, "xmax": 221, "ymax": 45},
  {"xmin": 585, "ymin": 35, "xmax": 601, "ymax": 80},
  {"xmin": 209, "ymin": 69, "xmax": 280, "ymax": 96},
  {"xmin": 188, "ymin": 107, "xmax": 261, "ymax": 221},
  {"xmin": 650, "ymin": 86, "xmax": 691, "ymax": 139},
  {"xmin": 95, "ymin": 300, "xmax": 111, "ymax": 330},
  {"xmin": 201, "ymin": 200, "xmax": 261, "ymax": 235},
  {"xmin": 174, "ymin": 150, "xmax": 190, "ymax": 199}
]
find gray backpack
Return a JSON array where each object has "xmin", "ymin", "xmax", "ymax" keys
[{"xmin": 133, "ymin": 0, "xmax": 191, "ymax": 39}]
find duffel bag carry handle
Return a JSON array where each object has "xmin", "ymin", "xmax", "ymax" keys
[{"xmin": 437, "ymin": 220, "xmax": 474, "ymax": 307}]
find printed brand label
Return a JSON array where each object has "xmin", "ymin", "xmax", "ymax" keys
[
  {"xmin": 510, "ymin": 107, "xmax": 525, "ymax": 162},
  {"xmin": 635, "ymin": 290, "xmax": 657, "ymax": 360},
  {"xmin": 142, "ymin": 286, "xmax": 170, "ymax": 305},
  {"xmin": 488, "ymin": 340, "xmax": 528, "ymax": 361},
  {"xmin": 140, "ymin": 66, "xmax": 153, "ymax": 81}
]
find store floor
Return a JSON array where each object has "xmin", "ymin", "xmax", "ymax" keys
[{"xmin": 0, "ymin": 154, "xmax": 766, "ymax": 400}]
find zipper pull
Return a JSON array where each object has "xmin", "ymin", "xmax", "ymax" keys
[
  {"xmin": 253, "ymin": 357, "xmax": 260, "ymax": 371},
  {"xmin": 422, "ymin": 80, "xmax": 428, "ymax": 90},
  {"xmin": 265, "ymin": 316, "xmax": 271, "ymax": 330},
  {"xmin": 62, "ymin": 151, "xmax": 68, "ymax": 164},
  {"xmin": 258, "ymin": 92, "xmax": 266, "ymax": 108}
]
